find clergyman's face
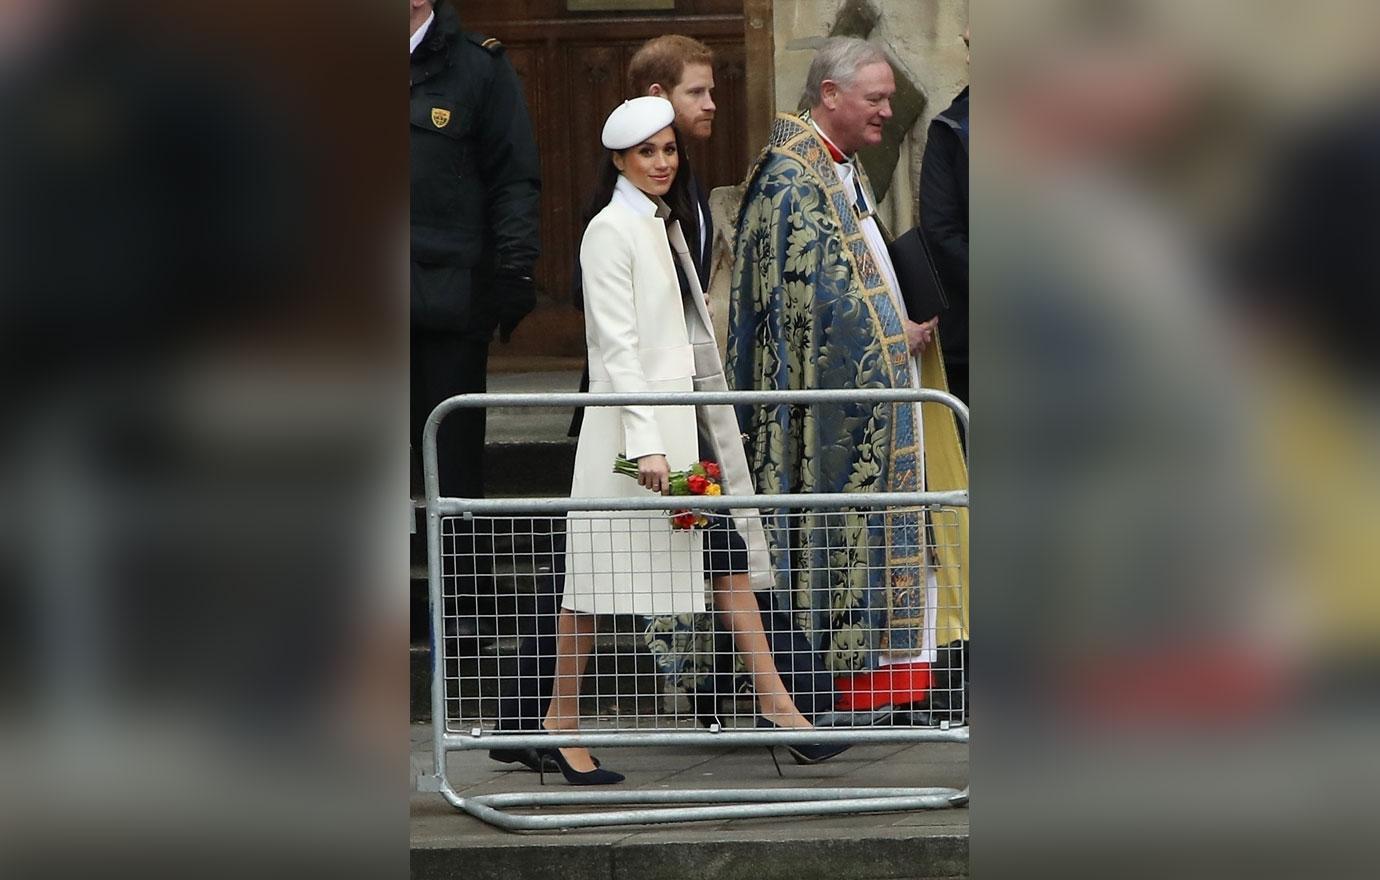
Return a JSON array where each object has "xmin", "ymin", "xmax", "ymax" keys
[
  {"xmin": 664, "ymin": 62, "xmax": 716, "ymax": 141},
  {"xmin": 825, "ymin": 60, "xmax": 896, "ymax": 154},
  {"xmin": 612, "ymin": 126, "xmax": 679, "ymax": 197}
]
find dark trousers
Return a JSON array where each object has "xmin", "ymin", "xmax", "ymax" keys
[
  {"xmin": 410, "ymin": 329, "xmax": 489, "ymax": 498},
  {"xmin": 412, "ymin": 329, "xmax": 491, "ymax": 615},
  {"xmin": 496, "ymin": 531, "xmax": 838, "ymax": 729}
]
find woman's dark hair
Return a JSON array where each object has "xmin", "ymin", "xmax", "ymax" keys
[{"xmin": 579, "ymin": 126, "xmax": 695, "ymax": 233}]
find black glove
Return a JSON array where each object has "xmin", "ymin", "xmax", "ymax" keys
[{"xmin": 491, "ymin": 269, "xmax": 536, "ymax": 342}]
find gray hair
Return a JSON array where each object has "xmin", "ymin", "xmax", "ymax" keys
[{"xmin": 802, "ymin": 37, "xmax": 889, "ymax": 108}]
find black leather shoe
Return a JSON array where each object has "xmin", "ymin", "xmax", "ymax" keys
[
  {"xmin": 490, "ymin": 746, "xmax": 597, "ymax": 772},
  {"xmin": 488, "ymin": 747, "xmax": 552, "ymax": 773},
  {"xmin": 692, "ymin": 696, "xmax": 723, "ymax": 729},
  {"xmin": 756, "ymin": 717, "xmax": 850, "ymax": 765}
]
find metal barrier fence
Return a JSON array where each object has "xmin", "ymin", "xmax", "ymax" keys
[{"xmin": 419, "ymin": 388, "xmax": 969, "ymax": 830}]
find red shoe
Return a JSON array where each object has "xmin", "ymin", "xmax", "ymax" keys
[{"xmin": 834, "ymin": 662, "xmax": 932, "ymax": 712}]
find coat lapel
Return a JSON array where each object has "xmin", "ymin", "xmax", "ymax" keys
[
  {"xmin": 666, "ymin": 217, "xmax": 774, "ymax": 589},
  {"xmin": 666, "ymin": 219, "xmax": 715, "ymax": 342}
]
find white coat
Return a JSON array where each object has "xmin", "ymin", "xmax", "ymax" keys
[{"xmin": 563, "ymin": 175, "xmax": 771, "ymax": 615}]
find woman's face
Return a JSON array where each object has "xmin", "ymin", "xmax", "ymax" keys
[{"xmin": 612, "ymin": 126, "xmax": 679, "ymax": 197}]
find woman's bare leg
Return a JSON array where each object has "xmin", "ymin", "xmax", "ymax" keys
[
  {"xmin": 712, "ymin": 572, "xmax": 812, "ymax": 728},
  {"xmin": 541, "ymin": 609, "xmax": 599, "ymax": 770}
]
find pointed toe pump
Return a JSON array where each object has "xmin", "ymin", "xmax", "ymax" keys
[
  {"xmin": 539, "ymin": 748, "xmax": 625, "ymax": 786},
  {"xmin": 756, "ymin": 717, "xmax": 851, "ymax": 766}
]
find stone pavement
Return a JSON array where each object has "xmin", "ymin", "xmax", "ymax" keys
[{"xmin": 409, "ymin": 723, "xmax": 969, "ymax": 880}]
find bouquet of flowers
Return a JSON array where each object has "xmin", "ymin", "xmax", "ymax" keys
[{"xmin": 612, "ymin": 456, "xmax": 723, "ymax": 530}]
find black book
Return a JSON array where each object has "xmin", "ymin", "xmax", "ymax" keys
[{"xmin": 887, "ymin": 226, "xmax": 950, "ymax": 323}]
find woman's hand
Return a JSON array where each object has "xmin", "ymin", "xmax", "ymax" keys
[{"xmin": 637, "ymin": 454, "xmax": 671, "ymax": 495}]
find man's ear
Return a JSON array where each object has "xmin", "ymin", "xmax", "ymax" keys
[
  {"xmin": 648, "ymin": 83, "xmax": 667, "ymax": 98},
  {"xmin": 820, "ymin": 80, "xmax": 839, "ymax": 110}
]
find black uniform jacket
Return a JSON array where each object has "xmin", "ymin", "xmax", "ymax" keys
[{"xmin": 410, "ymin": 5, "xmax": 540, "ymax": 334}]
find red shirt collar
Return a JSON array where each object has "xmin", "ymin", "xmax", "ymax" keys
[{"xmin": 808, "ymin": 118, "xmax": 849, "ymax": 162}]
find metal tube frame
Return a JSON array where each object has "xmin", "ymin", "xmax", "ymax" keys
[{"xmin": 420, "ymin": 388, "xmax": 969, "ymax": 830}]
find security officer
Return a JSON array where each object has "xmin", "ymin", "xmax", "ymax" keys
[{"xmin": 410, "ymin": 0, "xmax": 540, "ymax": 499}]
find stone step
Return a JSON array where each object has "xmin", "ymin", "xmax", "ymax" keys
[
  {"xmin": 484, "ymin": 440, "xmax": 575, "ymax": 498},
  {"xmin": 483, "ymin": 366, "xmax": 583, "ymax": 439},
  {"xmin": 411, "ymin": 836, "xmax": 970, "ymax": 880},
  {"xmin": 480, "ymin": 366, "xmax": 581, "ymax": 499},
  {"xmin": 408, "ymin": 528, "xmax": 561, "ymax": 643},
  {"xmin": 409, "ymin": 505, "xmax": 568, "ymax": 559}
]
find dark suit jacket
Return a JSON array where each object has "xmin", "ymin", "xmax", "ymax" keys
[
  {"xmin": 682, "ymin": 168, "xmax": 713, "ymax": 289},
  {"xmin": 920, "ymin": 86, "xmax": 969, "ymax": 366}
]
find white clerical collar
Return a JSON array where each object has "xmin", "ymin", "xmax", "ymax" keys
[
  {"xmin": 410, "ymin": 11, "xmax": 434, "ymax": 55},
  {"xmin": 613, "ymin": 174, "xmax": 671, "ymax": 219}
]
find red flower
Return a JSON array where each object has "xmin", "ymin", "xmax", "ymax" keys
[
  {"xmin": 671, "ymin": 511, "xmax": 697, "ymax": 529},
  {"xmin": 687, "ymin": 474, "xmax": 709, "ymax": 495},
  {"xmin": 703, "ymin": 461, "xmax": 722, "ymax": 479}
]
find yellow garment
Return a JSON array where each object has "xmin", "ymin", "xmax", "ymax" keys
[
  {"xmin": 1257, "ymin": 355, "xmax": 1380, "ymax": 654},
  {"xmin": 920, "ymin": 336, "xmax": 971, "ymax": 645}
]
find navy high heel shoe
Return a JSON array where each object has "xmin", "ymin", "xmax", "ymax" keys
[
  {"xmin": 756, "ymin": 717, "xmax": 850, "ymax": 766},
  {"xmin": 538, "ymin": 747, "xmax": 625, "ymax": 786}
]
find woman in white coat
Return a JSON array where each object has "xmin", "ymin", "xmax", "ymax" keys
[{"xmin": 541, "ymin": 98, "xmax": 838, "ymax": 785}]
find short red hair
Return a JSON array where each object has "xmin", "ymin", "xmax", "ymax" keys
[{"xmin": 626, "ymin": 35, "xmax": 714, "ymax": 96}]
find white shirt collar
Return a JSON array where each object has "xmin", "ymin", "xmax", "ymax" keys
[
  {"xmin": 612, "ymin": 174, "xmax": 671, "ymax": 219},
  {"xmin": 410, "ymin": 11, "xmax": 434, "ymax": 55}
]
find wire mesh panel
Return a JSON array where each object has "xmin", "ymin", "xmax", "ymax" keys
[
  {"xmin": 438, "ymin": 505, "xmax": 966, "ymax": 737},
  {"xmin": 421, "ymin": 387, "xmax": 969, "ymax": 829}
]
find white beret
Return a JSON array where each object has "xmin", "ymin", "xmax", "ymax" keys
[{"xmin": 600, "ymin": 96, "xmax": 676, "ymax": 150}]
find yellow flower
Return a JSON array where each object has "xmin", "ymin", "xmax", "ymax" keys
[{"xmin": 705, "ymin": 483, "xmax": 722, "ymax": 496}]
